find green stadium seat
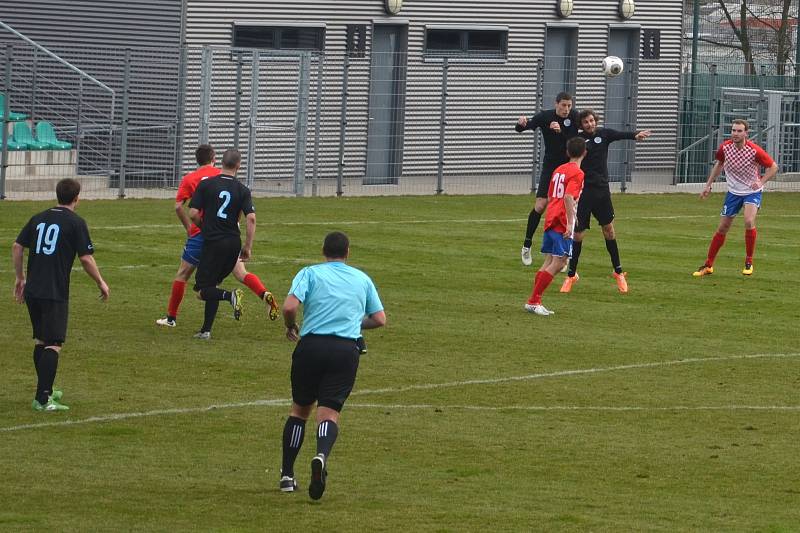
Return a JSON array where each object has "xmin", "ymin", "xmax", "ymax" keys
[
  {"xmin": 36, "ymin": 121, "xmax": 72, "ymax": 149},
  {"xmin": 13, "ymin": 121, "xmax": 49, "ymax": 150},
  {"xmin": 5, "ymin": 137, "xmax": 27, "ymax": 150},
  {"xmin": 0, "ymin": 93, "xmax": 28, "ymax": 121}
]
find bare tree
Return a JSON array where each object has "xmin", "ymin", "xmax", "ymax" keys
[{"xmin": 693, "ymin": 0, "xmax": 797, "ymax": 74}]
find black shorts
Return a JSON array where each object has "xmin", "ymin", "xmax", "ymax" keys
[
  {"xmin": 194, "ymin": 236, "xmax": 241, "ymax": 291},
  {"xmin": 290, "ymin": 334, "xmax": 360, "ymax": 412},
  {"xmin": 26, "ymin": 297, "xmax": 68, "ymax": 345},
  {"xmin": 576, "ymin": 186, "xmax": 615, "ymax": 232},
  {"xmin": 535, "ymin": 162, "xmax": 560, "ymax": 198}
]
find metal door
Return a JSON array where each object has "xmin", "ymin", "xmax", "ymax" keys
[
  {"xmin": 365, "ymin": 24, "xmax": 407, "ymax": 184},
  {"xmin": 605, "ymin": 27, "xmax": 640, "ymax": 184},
  {"xmin": 543, "ymin": 26, "xmax": 577, "ymax": 107}
]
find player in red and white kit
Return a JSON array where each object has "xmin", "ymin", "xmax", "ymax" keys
[
  {"xmin": 156, "ymin": 144, "xmax": 280, "ymax": 327},
  {"xmin": 694, "ymin": 119, "xmax": 778, "ymax": 277},
  {"xmin": 525, "ymin": 137, "xmax": 587, "ymax": 316}
]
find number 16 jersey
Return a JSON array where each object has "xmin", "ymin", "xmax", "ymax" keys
[
  {"xmin": 16, "ymin": 207, "xmax": 94, "ymax": 301},
  {"xmin": 189, "ymin": 174, "xmax": 255, "ymax": 242},
  {"xmin": 543, "ymin": 161, "xmax": 585, "ymax": 234}
]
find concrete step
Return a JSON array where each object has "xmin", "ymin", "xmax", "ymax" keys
[{"xmin": 4, "ymin": 174, "xmax": 109, "ymax": 193}]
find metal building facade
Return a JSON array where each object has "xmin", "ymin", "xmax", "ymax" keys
[{"xmin": 182, "ymin": 0, "xmax": 683, "ymax": 185}]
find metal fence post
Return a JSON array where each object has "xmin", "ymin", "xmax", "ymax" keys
[
  {"xmin": 707, "ymin": 64, "xmax": 718, "ymax": 166},
  {"xmin": 621, "ymin": 57, "xmax": 638, "ymax": 194},
  {"xmin": 233, "ymin": 53, "xmax": 243, "ymax": 149},
  {"xmin": 199, "ymin": 45, "xmax": 212, "ymax": 144},
  {"xmin": 436, "ymin": 57, "xmax": 448, "ymax": 195},
  {"xmin": 118, "ymin": 48, "xmax": 132, "ymax": 199},
  {"xmin": 336, "ymin": 54, "xmax": 350, "ymax": 197},
  {"xmin": 30, "ymin": 48, "xmax": 37, "ymax": 121},
  {"xmin": 246, "ymin": 50, "xmax": 259, "ymax": 189},
  {"xmin": 756, "ymin": 65, "xmax": 766, "ymax": 143},
  {"xmin": 75, "ymin": 77, "xmax": 83, "ymax": 158},
  {"xmin": 0, "ymin": 45, "xmax": 11, "ymax": 200},
  {"xmin": 294, "ymin": 52, "xmax": 311, "ymax": 197},
  {"xmin": 311, "ymin": 53, "xmax": 324, "ymax": 197},
  {"xmin": 532, "ymin": 58, "xmax": 544, "ymax": 192},
  {"xmin": 173, "ymin": 44, "xmax": 188, "ymax": 183}
]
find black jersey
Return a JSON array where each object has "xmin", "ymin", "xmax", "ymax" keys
[
  {"xmin": 516, "ymin": 108, "xmax": 580, "ymax": 165},
  {"xmin": 578, "ymin": 128, "xmax": 637, "ymax": 188},
  {"xmin": 16, "ymin": 207, "xmax": 94, "ymax": 301},
  {"xmin": 189, "ymin": 174, "xmax": 255, "ymax": 242}
]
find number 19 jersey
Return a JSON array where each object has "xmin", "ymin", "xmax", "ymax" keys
[
  {"xmin": 543, "ymin": 161, "xmax": 585, "ymax": 234},
  {"xmin": 16, "ymin": 207, "xmax": 94, "ymax": 301},
  {"xmin": 189, "ymin": 174, "xmax": 255, "ymax": 242}
]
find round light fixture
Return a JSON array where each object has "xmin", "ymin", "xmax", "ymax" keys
[
  {"xmin": 384, "ymin": 0, "xmax": 403, "ymax": 15},
  {"xmin": 619, "ymin": 0, "xmax": 635, "ymax": 19},
  {"xmin": 557, "ymin": 0, "xmax": 574, "ymax": 18}
]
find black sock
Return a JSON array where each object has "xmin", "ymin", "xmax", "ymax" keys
[
  {"xmin": 199, "ymin": 287, "xmax": 227, "ymax": 301},
  {"xmin": 316, "ymin": 419, "xmax": 339, "ymax": 458},
  {"xmin": 568, "ymin": 240, "xmax": 583, "ymax": 277},
  {"xmin": 33, "ymin": 345, "xmax": 45, "ymax": 400},
  {"xmin": 605, "ymin": 239, "xmax": 623, "ymax": 274},
  {"xmin": 523, "ymin": 209, "xmax": 543, "ymax": 248},
  {"xmin": 281, "ymin": 416, "xmax": 306, "ymax": 477},
  {"xmin": 200, "ymin": 299, "xmax": 220, "ymax": 332},
  {"xmin": 37, "ymin": 348, "xmax": 59, "ymax": 404}
]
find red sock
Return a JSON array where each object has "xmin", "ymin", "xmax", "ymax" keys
[
  {"xmin": 745, "ymin": 228, "xmax": 757, "ymax": 263},
  {"xmin": 242, "ymin": 273, "xmax": 267, "ymax": 298},
  {"xmin": 706, "ymin": 231, "xmax": 726, "ymax": 266},
  {"xmin": 528, "ymin": 271, "xmax": 554, "ymax": 305},
  {"xmin": 167, "ymin": 280, "xmax": 186, "ymax": 318}
]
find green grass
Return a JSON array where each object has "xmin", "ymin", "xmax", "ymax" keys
[{"xmin": 1, "ymin": 193, "xmax": 799, "ymax": 532}]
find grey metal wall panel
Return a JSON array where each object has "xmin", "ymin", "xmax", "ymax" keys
[{"xmin": 182, "ymin": 0, "xmax": 683, "ymax": 180}]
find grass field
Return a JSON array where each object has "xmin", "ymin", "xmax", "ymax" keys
[{"xmin": 1, "ymin": 192, "xmax": 799, "ymax": 532}]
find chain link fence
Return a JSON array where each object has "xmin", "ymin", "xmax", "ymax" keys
[{"xmin": 1, "ymin": 40, "xmax": 798, "ymax": 200}]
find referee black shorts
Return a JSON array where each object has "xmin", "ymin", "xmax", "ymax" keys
[
  {"xmin": 26, "ymin": 297, "xmax": 68, "ymax": 345},
  {"xmin": 194, "ymin": 236, "xmax": 241, "ymax": 291},
  {"xmin": 290, "ymin": 334, "xmax": 360, "ymax": 412},
  {"xmin": 576, "ymin": 185, "xmax": 615, "ymax": 232},
  {"xmin": 535, "ymin": 162, "xmax": 560, "ymax": 198}
]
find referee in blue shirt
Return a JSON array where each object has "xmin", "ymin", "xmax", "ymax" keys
[{"xmin": 279, "ymin": 231, "xmax": 386, "ymax": 500}]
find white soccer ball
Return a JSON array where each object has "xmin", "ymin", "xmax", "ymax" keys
[{"xmin": 602, "ymin": 56, "xmax": 624, "ymax": 77}]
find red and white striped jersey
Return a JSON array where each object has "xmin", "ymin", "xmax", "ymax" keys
[{"xmin": 715, "ymin": 140, "xmax": 774, "ymax": 195}]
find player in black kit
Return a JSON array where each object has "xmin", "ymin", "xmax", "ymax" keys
[
  {"xmin": 13, "ymin": 178, "xmax": 110, "ymax": 412},
  {"xmin": 188, "ymin": 149, "xmax": 256, "ymax": 339},
  {"xmin": 560, "ymin": 109, "xmax": 651, "ymax": 294},
  {"xmin": 515, "ymin": 92, "xmax": 580, "ymax": 266}
]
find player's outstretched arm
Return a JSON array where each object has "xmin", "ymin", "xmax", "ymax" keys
[
  {"xmin": 240, "ymin": 212, "xmax": 256, "ymax": 262},
  {"xmin": 79, "ymin": 254, "xmax": 109, "ymax": 301},
  {"xmin": 282, "ymin": 294, "xmax": 301, "ymax": 341},
  {"xmin": 635, "ymin": 130, "xmax": 652, "ymax": 141},
  {"xmin": 362, "ymin": 310, "xmax": 386, "ymax": 330},
  {"xmin": 12, "ymin": 242, "xmax": 26, "ymax": 303},
  {"xmin": 701, "ymin": 161, "xmax": 723, "ymax": 199}
]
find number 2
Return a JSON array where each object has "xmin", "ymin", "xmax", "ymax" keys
[
  {"xmin": 35, "ymin": 222, "xmax": 60, "ymax": 255},
  {"xmin": 217, "ymin": 191, "xmax": 231, "ymax": 219}
]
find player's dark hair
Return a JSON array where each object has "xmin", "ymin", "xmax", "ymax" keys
[
  {"xmin": 195, "ymin": 144, "xmax": 215, "ymax": 165},
  {"xmin": 323, "ymin": 231, "xmax": 349, "ymax": 259},
  {"xmin": 732, "ymin": 119, "xmax": 750, "ymax": 131},
  {"xmin": 555, "ymin": 92, "xmax": 573, "ymax": 103},
  {"xmin": 579, "ymin": 109, "xmax": 599, "ymax": 123},
  {"xmin": 566, "ymin": 136, "xmax": 587, "ymax": 158},
  {"xmin": 221, "ymin": 149, "xmax": 242, "ymax": 170},
  {"xmin": 56, "ymin": 178, "xmax": 81, "ymax": 205}
]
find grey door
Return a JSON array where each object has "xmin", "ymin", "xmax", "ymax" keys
[
  {"xmin": 605, "ymin": 27, "xmax": 640, "ymax": 183},
  {"xmin": 366, "ymin": 24, "xmax": 408, "ymax": 184},
  {"xmin": 543, "ymin": 26, "xmax": 577, "ymax": 108}
]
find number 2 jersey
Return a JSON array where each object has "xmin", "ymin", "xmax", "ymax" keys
[
  {"xmin": 188, "ymin": 174, "xmax": 255, "ymax": 242},
  {"xmin": 543, "ymin": 161, "xmax": 585, "ymax": 234},
  {"xmin": 16, "ymin": 207, "xmax": 95, "ymax": 301}
]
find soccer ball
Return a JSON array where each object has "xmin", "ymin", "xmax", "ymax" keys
[{"xmin": 602, "ymin": 56, "xmax": 624, "ymax": 77}]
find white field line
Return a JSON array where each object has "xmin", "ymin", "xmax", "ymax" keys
[
  {"xmin": 1, "ymin": 351, "xmax": 798, "ymax": 433},
  {"xmin": 347, "ymin": 403, "xmax": 800, "ymax": 412}
]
